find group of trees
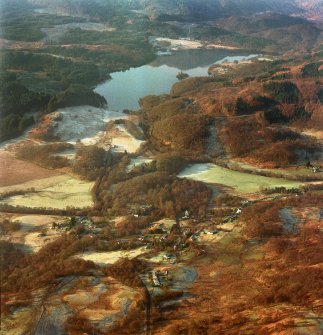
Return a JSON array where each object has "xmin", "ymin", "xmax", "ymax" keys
[
  {"xmin": 0, "ymin": 79, "xmax": 50, "ymax": 141},
  {"xmin": 47, "ymin": 85, "xmax": 107, "ymax": 113},
  {"xmin": 15, "ymin": 142, "xmax": 73, "ymax": 169},
  {"xmin": 103, "ymin": 258, "xmax": 147, "ymax": 288},
  {"xmin": 235, "ymin": 95, "xmax": 278, "ymax": 119},
  {"xmin": 224, "ymin": 117, "xmax": 265, "ymax": 157},
  {"xmin": 253, "ymin": 194, "xmax": 323, "ymax": 307},
  {"xmin": 140, "ymin": 95, "xmax": 210, "ymax": 152},
  {"xmin": 0, "ymin": 54, "xmax": 109, "ymax": 143},
  {"xmin": 2, "ymin": 51, "xmax": 108, "ymax": 89},
  {"xmin": 152, "ymin": 113, "xmax": 210, "ymax": 151},
  {"xmin": 83, "ymin": 145, "xmax": 213, "ymax": 217},
  {"xmin": 223, "ymin": 116, "xmax": 319, "ymax": 166},
  {"xmin": 264, "ymin": 81, "xmax": 300, "ymax": 104},
  {"xmin": 241, "ymin": 201, "xmax": 284, "ymax": 239},
  {"xmin": 73, "ymin": 145, "xmax": 110, "ymax": 181},
  {"xmin": 301, "ymin": 61, "xmax": 323, "ymax": 78},
  {"xmin": 234, "ymin": 82, "xmax": 308, "ymax": 124},
  {"xmin": 1, "ymin": 235, "xmax": 96, "ymax": 295},
  {"xmin": 106, "ymin": 172, "xmax": 211, "ymax": 217}
]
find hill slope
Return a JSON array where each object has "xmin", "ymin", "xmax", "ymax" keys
[{"xmin": 140, "ymin": 0, "xmax": 302, "ymax": 21}]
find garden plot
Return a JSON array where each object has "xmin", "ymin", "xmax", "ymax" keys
[
  {"xmin": 109, "ymin": 124, "xmax": 145, "ymax": 153},
  {"xmin": 149, "ymin": 218, "xmax": 177, "ymax": 233},
  {"xmin": 178, "ymin": 163, "xmax": 304, "ymax": 194},
  {"xmin": 12, "ymin": 215, "xmax": 60, "ymax": 232},
  {"xmin": 1, "ymin": 175, "xmax": 94, "ymax": 209},
  {"xmin": 0, "ymin": 215, "xmax": 68, "ymax": 253},
  {"xmin": 198, "ymin": 230, "xmax": 227, "ymax": 244},
  {"xmin": 148, "ymin": 251, "xmax": 176, "ymax": 264},
  {"xmin": 76, "ymin": 247, "xmax": 147, "ymax": 266},
  {"xmin": 126, "ymin": 156, "xmax": 153, "ymax": 172}
]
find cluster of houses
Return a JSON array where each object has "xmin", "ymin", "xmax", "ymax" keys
[
  {"xmin": 132, "ymin": 205, "xmax": 153, "ymax": 218},
  {"xmin": 306, "ymin": 161, "xmax": 321, "ymax": 173},
  {"xmin": 311, "ymin": 166, "xmax": 321, "ymax": 173},
  {"xmin": 50, "ymin": 216, "xmax": 95, "ymax": 232},
  {"xmin": 189, "ymin": 228, "xmax": 219, "ymax": 241},
  {"xmin": 50, "ymin": 221, "xmax": 71, "ymax": 231},
  {"xmin": 222, "ymin": 209, "xmax": 242, "ymax": 224},
  {"xmin": 150, "ymin": 269, "xmax": 171, "ymax": 287},
  {"xmin": 151, "ymin": 271, "xmax": 161, "ymax": 287},
  {"xmin": 163, "ymin": 253, "xmax": 176, "ymax": 263}
]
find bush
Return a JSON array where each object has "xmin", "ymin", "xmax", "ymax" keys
[
  {"xmin": 74, "ymin": 145, "xmax": 109, "ymax": 180},
  {"xmin": 15, "ymin": 142, "xmax": 73, "ymax": 169},
  {"xmin": 264, "ymin": 106, "xmax": 287, "ymax": 123},
  {"xmin": 264, "ymin": 81, "xmax": 299, "ymax": 103},
  {"xmin": 302, "ymin": 62, "xmax": 323, "ymax": 77},
  {"xmin": 224, "ymin": 118, "xmax": 264, "ymax": 156},
  {"xmin": 241, "ymin": 202, "xmax": 283, "ymax": 239},
  {"xmin": 1, "ymin": 236, "xmax": 96, "ymax": 294},
  {"xmin": 0, "ymin": 219, "xmax": 21, "ymax": 234},
  {"xmin": 152, "ymin": 114, "xmax": 210, "ymax": 151},
  {"xmin": 0, "ymin": 82, "xmax": 49, "ymax": 141},
  {"xmin": 103, "ymin": 258, "xmax": 146, "ymax": 288},
  {"xmin": 156, "ymin": 154, "xmax": 187, "ymax": 174}
]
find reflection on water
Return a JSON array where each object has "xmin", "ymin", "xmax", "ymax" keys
[
  {"xmin": 95, "ymin": 49, "xmax": 257, "ymax": 111},
  {"xmin": 150, "ymin": 49, "xmax": 253, "ymax": 70}
]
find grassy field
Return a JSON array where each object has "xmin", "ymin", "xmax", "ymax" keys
[
  {"xmin": 0, "ymin": 213, "xmax": 67, "ymax": 253},
  {"xmin": 178, "ymin": 163, "xmax": 304, "ymax": 194},
  {"xmin": 0, "ymin": 150, "xmax": 61, "ymax": 187},
  {"xmin": 1, "ymin": 175, "xmax": 94, "ymax": 209},
  {"xmin": 76, "ymin": 247, "xmax": 147, "ymax": 266},
  {"xmin": 110, "ymin": 124, "xmax": 145, "ymax": 153},
  {"xmin": 232, "ymin": 160, "xmax": 323, "ymax": 180},
  {"xmin": 126, "ymin": 156, "xmax": 153, "ymax": 172}
]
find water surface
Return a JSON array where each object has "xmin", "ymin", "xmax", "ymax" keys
[{"xmin": 95, "ymin": 49, "xmax": 257, "ymax": 110}]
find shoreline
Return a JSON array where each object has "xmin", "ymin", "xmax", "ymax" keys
[{"xmin": 150, "ymin": 36, "xmax": 247, "ymax": 52}]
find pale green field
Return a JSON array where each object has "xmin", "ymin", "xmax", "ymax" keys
[
  {"xmin": 1, "ymin": 175, "xmax": 94, "ymax": 209},
  {"xmin": 232, "ymin": 160, "xmax": 323, "ymax": 180},
  {"xmin": 76, "ymin": 247, "xmax": 147, "ymax": 266},
  {"xmin": 178, "ymin": 163, "xmax": 304, "ymax": 194}
]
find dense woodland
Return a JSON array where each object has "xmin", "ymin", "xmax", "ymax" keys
[
  {"xmin": 15, "ymin": 142, "xmax": 73, "ymax": 169},
  {"xmin": 91, "ymin": 152, "xmax": 212, "ymax": 217},
  {"xmin": 221, "ymin": 108, "xmax": 320, "ymax": 166},
  {"xmin": 0, "ymin": 78, "xmax": 50, "ymax": 141}
]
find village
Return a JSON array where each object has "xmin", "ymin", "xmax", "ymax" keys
[{"xmin": 43, "ymin": 202, "xmax": 248, "ymax": 290}]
